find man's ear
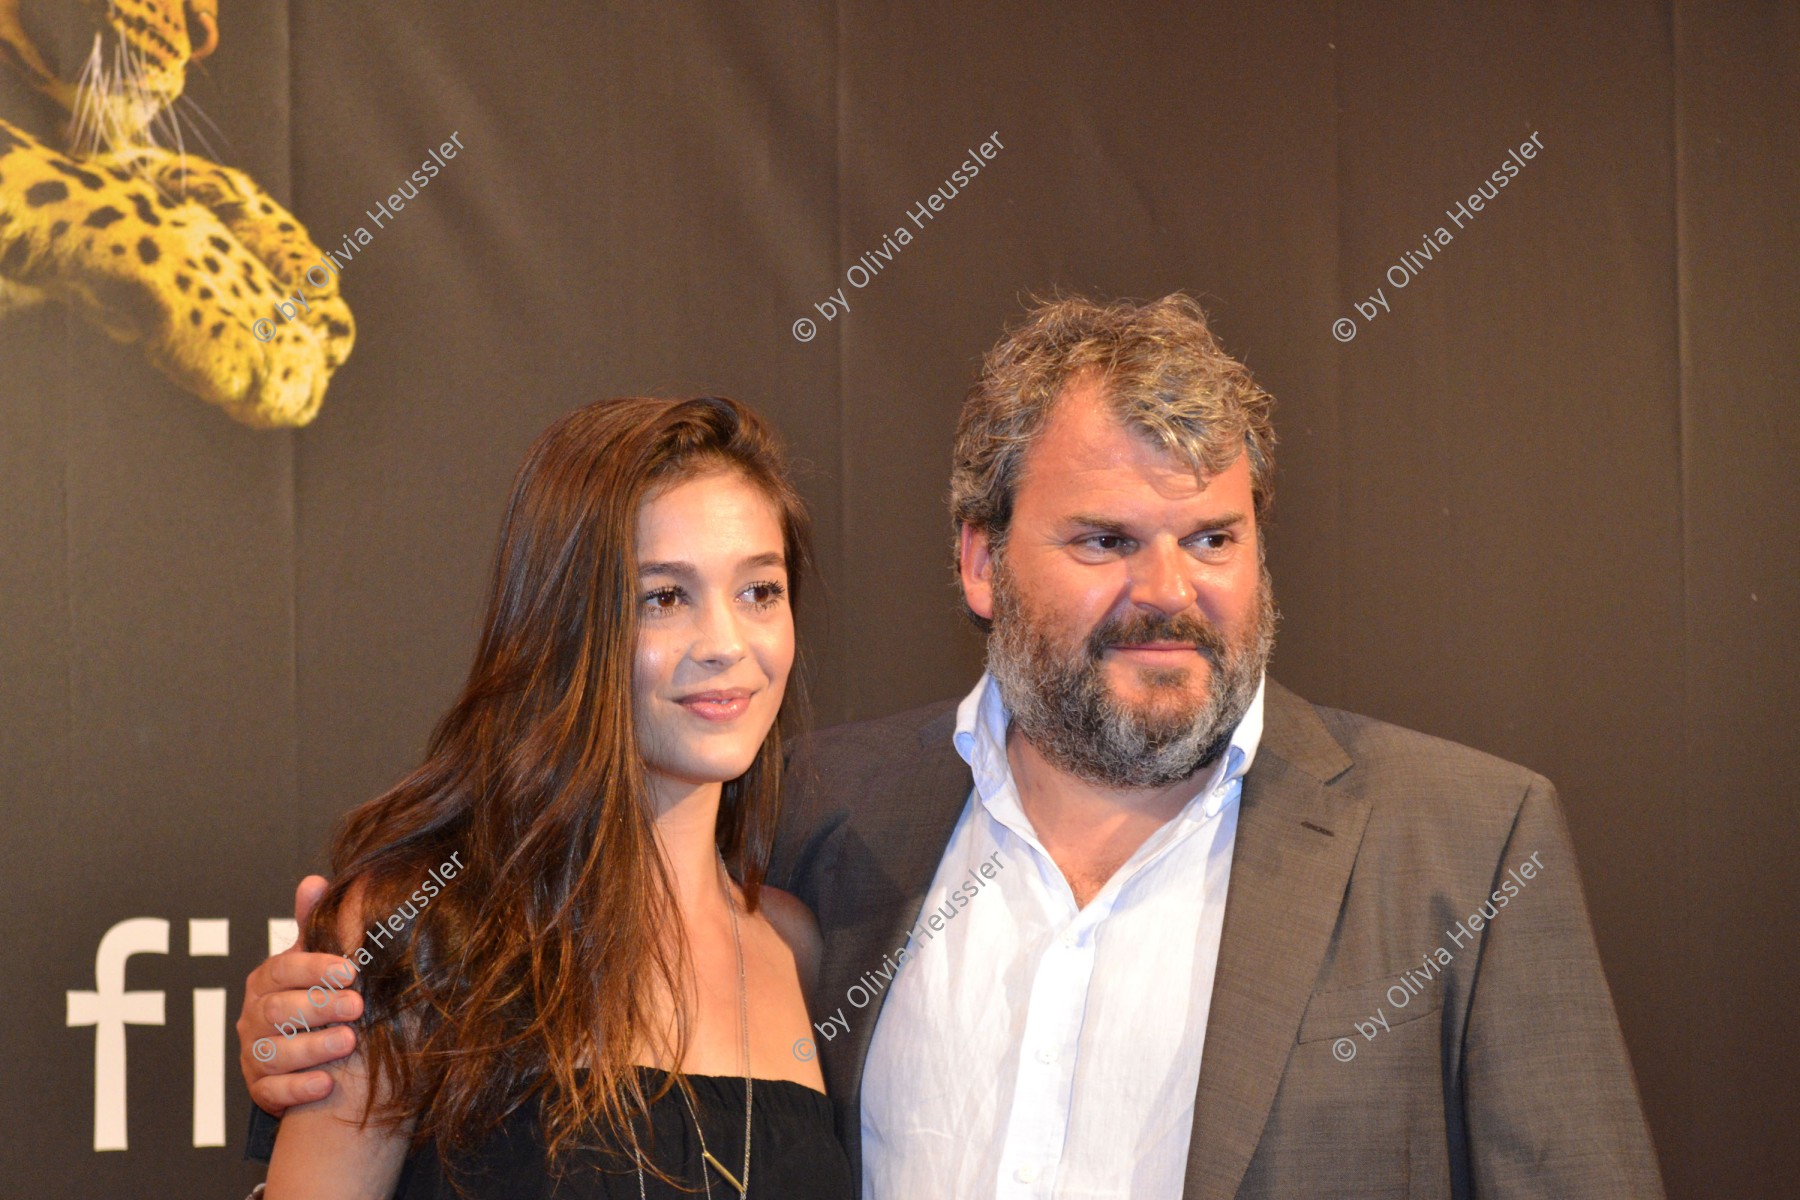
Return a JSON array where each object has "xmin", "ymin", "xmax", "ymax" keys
[{"xmin": 958, "ymin": 523, "xmax": 997, "ymax": 622}]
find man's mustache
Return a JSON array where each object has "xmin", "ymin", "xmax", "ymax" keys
[{"xmin": 1084, "ymin": 611, "xmax": 1230, "ymax": 662}]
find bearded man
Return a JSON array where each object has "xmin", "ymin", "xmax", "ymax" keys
[{"xmin": 237, "ymin": 293, "xmax": 1663, "ymax": 1198}]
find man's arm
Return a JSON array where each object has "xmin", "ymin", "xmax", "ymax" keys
[
  {"xmin": 237, "ymin": 876, "xmax": 363, "ymax": 1162},
  {"xmin": 260, "ymin": 883, "xmax": 411, "ymax": 1200},
  {"xmin": 1462, "ymin": 777, "xmax": 1664, "ymax": 1196}
]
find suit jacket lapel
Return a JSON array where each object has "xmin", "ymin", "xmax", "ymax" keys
[
  {"xmin": 819, "ymin": 705, "xmax": 973, "ymax": 1181},
  {"xmin": 1183, "ymin": 680, "xmax": 1367, "ymax": 1200}
]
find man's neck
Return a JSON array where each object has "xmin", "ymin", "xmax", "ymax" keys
[{"xmin": 1005, "ymin": 728, "xmax": 1212, "ymax": 909}]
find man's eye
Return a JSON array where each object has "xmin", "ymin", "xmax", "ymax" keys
[
  {"xmin": 1188, "ymin": 532, "xmax": 1236, "ymax": 559},
  {"xmin": 1083, "ymin": 535, "xmax": 1132, "ymax": 552}
]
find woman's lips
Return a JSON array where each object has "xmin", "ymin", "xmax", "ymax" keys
[{"xmin": 676, "ymin": 690, "xmax": 753, "ymax": 721}]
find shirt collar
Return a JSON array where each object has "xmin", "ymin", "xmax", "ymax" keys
[{"xmin": 953, "ymin": 668, "xmax": 1266, "ymax": 822}]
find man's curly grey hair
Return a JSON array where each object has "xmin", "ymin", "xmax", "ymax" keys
[{"xmin": 949, "ymin": 292, "xmax": 1277, "ymax": 630}]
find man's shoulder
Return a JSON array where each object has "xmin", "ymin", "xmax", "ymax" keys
[
  {"xmin": 771, "ymin": 699, "xmax": 971, "ymax": 889},
  {"xmin": 794, "ymin": 697, "xmax": 963, "ymax": 771},
  {"xmin": 1323, "ymin": 697, "xmax": 1542, "ymax": 784},
  {"xmin": 1268, "ymin": 680, "xmax": 1554, "ymax": 830},
  {"xmin": 777, "ymin": 698, "xmax": 970, "ymax": 838}
]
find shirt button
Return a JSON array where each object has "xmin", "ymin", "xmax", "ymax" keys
[
  {"xmin": 1060, "ymin": 931, "xmax": 1077, "ymax": 948},
  {"xmin": 1035, "ymin": 1046, "xmax": 1057, "ymax": 1064},
  {"xmin": 1015, "ymin": 1164, "xmax": 1041, "ymax": 1183}
]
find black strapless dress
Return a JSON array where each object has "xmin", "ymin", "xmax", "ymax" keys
[{"xmin": 392, "ymin": 1067, "xmax": 854, "ymax": 1200}]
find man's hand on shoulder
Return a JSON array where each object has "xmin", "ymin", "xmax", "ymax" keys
[{"xmin": 236, "ymin": 876, "xmax": 363, "ymax": 1117}]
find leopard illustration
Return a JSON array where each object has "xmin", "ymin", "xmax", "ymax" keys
[{"xmin": 0, "ymin": 0, "xmax": 352, "ymax": 427}]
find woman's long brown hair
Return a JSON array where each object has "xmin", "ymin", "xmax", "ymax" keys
[{"xmin": 301, "ymin": 395, "xmax": 812, "ymax": 1175}]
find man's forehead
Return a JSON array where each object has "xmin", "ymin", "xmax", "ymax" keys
[{"xmin": 1017, "ymin": 384, "xmax": 1245, "ymax": 509}]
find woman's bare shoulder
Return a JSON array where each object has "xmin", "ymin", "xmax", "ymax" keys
[{"xmin": 755, "ymin": 885, "xmax": 822, "ymax": 990}]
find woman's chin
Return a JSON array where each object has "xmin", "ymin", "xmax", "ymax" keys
[{"xmin": 648, "ymin": 749, "xmax": 763, "ymax": 790}]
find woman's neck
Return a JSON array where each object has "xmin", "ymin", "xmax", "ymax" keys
[{"xmin": 648, "ymin": 774, "xmax": 732, "ymax": 911}]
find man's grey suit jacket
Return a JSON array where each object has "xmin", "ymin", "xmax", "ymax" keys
[{"xmin": 767, "ymin": 678, "xmax": 1664, "ymax": 1199}]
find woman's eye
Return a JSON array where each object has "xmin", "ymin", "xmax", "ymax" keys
[
  {"xmin": 642, "ymin": 587, "xmax": 685, "ymax": 615},
  {"xmin": 743, "ymin": 580, "xmax": 787, "ymax": 609}
]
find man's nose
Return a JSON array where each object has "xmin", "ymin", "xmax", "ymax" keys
[{"xmin": 1128, "ymin": 539, "xmax": 1196, "ymax": 615}]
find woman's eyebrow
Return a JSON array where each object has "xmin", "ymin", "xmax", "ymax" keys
[{"xmin": 638, "ymin": 551, "xmax": 786, "ymax": 577}]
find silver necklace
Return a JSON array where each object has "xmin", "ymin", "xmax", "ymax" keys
[{"xmin": 634, "ymin": 852, "xmax": 753, "ymax": 1198}]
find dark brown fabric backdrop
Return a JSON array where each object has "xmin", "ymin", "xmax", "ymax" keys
[{"xmin": 1, "ymin": 2, "xmax": 1792, "ymax": 1195}]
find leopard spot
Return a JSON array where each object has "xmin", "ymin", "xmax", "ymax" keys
[
  {"xmin": 327, "ymin": 320, "xmax": 352, "ymax": 339},
  {"xmin": 111, "ymin": 244, "xmax": 125, "ymax": 255},
  {"xmin": 260, "ymin": 201, "xmax": 274, "ymax": 213},
  {"xmin": 88, "ymin": 275, "xmax": 166, "ymax": 338},
  {"xmin": 189, "ymin": 309, "xmax": 202, "ymax": 326},
  {"xmin": 25, "ymin": 180, "xmax": 69, "ymax": 206},
  {"xmin": 198, "ymin": 286, "xmax": 213, "ymax": 300},
  {"xmin": 129, "ymin": 194, "xmax": 162, "ymax": 226},
  {"xmin": 175, "ymin": 273, "xmax": 192, "ymax": 292},
  {"xmin": 282, "ymin": 367, "xmax": 293, "ymax": 380},
  {"xmin": 50, "ymin": 219, "xmax": 69, "ymax": 239},
  {"xmin": 106, "ymin": 166, "xmax": 132, "ymax": 182},
  {"xmin": 203, "ymin": 256, "xmax": 220, "ymax": 273},
  {"xmin": 156, "ymin": 193, "xmax": 176, "ymax": 209},
  {"xmin": 84, "ymin": 207, "xmax": 125, "ymax": 228},
  {"xmin": 278, "ymin": 221, "xmax": 296, "ymax": 233},
  {"xmin": 209, "ymin": 236, "xmax": 231, "ymax": 254},
  {"xmin": 49, "ymin": 160, "xmax": 105, "ymax": 190},
  {"xmin": 137, "ymin": 237, "xmax": 160, "ymax": 265},
  {"xmin": 1, "ymin": 237, "xmax": 31, "ymax": 276},
  {"xmin": 230, "ymin": 283, "xmax": 241, "ymax": 297},
  {"xmin": 210, "ymin": 322, "xmax": 225, "ymax": 339}
]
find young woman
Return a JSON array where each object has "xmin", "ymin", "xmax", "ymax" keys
[{"xmin": 262, "ymin": 396, "xmax": 854, "ymax": 1199}]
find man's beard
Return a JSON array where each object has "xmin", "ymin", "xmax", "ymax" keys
[{"xmin": 985, "ymin": 555, "xmax": 1278, "ymax": 790}]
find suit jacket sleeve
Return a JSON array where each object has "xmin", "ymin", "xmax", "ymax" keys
[
  {"xmin": 245, "ymin": 1103, "xmax": 278, "ymax": 1163},
  {"xmin": 1461, "ymin": 775, "xmax": 1664, "ymax": 1197}
]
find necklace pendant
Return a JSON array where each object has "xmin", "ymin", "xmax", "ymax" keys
[{"xmin": 701, "ymin": 1148, "xmax": 747, "ymax": 1194}]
